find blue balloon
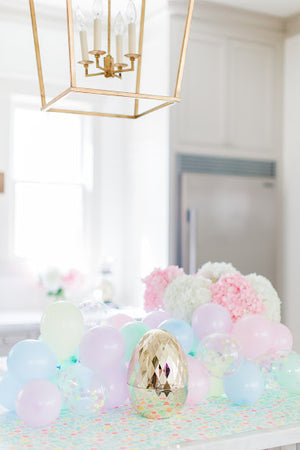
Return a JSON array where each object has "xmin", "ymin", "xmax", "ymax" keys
[
  {"xmin": 7, "ymin": 339, "xmax": 58, "ymax": 383},
  {"xmin": 224, "ymin": 359, "xmax": 265, "ymax": 406},
  {"xmin": 158, "ymin": 319, "xmax": 194, "ymax": 354},
  {"xmin": 0, "ymin": 371, "xmax": 23, "ymax": 410}
]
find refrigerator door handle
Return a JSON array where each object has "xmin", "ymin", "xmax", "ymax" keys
[{"xmin": 188, "ymin": 208, "xmax": 197, "ymax": 275}]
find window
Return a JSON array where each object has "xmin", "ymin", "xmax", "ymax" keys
[{"xmin": 11, "ymin": 105, "xmax": 92, "ymax": 270}]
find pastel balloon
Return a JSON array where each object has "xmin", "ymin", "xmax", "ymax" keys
[
  {"xmin": 0, "ymin": 371, "xmax": 22, "ymax": 410},
  {"xmin": 273, "ymin": 351, "xmax": 300, "ymax": 394},
  {"xmin": 224, "ymin": 359, "xmax": 265, "ymax": 406},
  {"xmin": 40, "ymin": 301, "xmax": 84, "ymax": 360},
  {"xmin": 192, "ymin": 303, "xmax": 232, "ymax": 341},
  {"xmin": 142, "ymin": 311, "xmax": 172, "ymax": 329},
  {"xmin": 79, "ymin": 326, "xmax": 125, "ymax": 371},
  {"xmin": 232, "ymin": 315, "xmax": 273, "ymax": 359},
  {"xmin": 271, "ymin": 323, "xmax": 293, "ymax": 353},
  {"xmin": 101, "ymin": 363, "xmax": 128, "ymax": 409},
  {"xmin": 186, "ymin": 355, "xmax": 210, "ymax": 405},
  {"xmin": 158, "ymin": 319, "xmax": 194, "ymax": 354},
  {"xmin": 7, "ymin": 340, "xmax": 57, "ymax": 382},
  {"xmin": 16, "ymin": 380, "xmax": 62, "ymax": 428},
  {"xmin": 208, "ymin": 377, "xmax": 224, "ymax": 398},
  {"xmin": 105, "ymin": 313, "xmax": 135, "ymax": 330},
  {"xmin": 197, "ymin": 333, "xmax": 241, "ymax": 378},
  {"xmin": 120, "ymin": 322, "xmax": 150, "ymax": 362},
  {"xmin": 58, "ymin": 363, "xmax": 106, "ymax": 415}
]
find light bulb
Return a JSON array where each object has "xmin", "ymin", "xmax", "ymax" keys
[
  {"xmin": 92, "ymin": 0, "xmax": 103, "ymax": 19},
  {"xmin": 114, "ymin": 12, "xmax": 125, "ymax": 35},
  {"xmin": 76, "ymin": 6, "xmax": 87, "ymax": 31},
  {"xmin": 126, "ymin": 0, "xmax": 137, "ymax": 24}
]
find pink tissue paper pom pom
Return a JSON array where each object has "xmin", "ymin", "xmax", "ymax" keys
[
  {"xmin": 210, "ymin": 273, "xmax": 264, "ymax": 322},
  {"xmin": 142, "ymin": 266, "xmax": 184, "ymax": 312}
]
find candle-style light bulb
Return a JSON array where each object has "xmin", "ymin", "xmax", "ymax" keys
[
  {"xmin": 76, "ymin": 7, "xmax": 89, "ymax": 61},
  {"xmin": 92, "ymin": 0, "xmax": 103, "ymax": 50},
  {"xmin": 114, "ymin": 13, "xmax": 126, "ymax": 64},
  {"xmin": 114, "ymin": 12, "xmax": 126, "ymax": 35},
  {"xmin": 126, "ymin": 0, "xmax": 137, "ymax": 24},
  {"xmin": 126, "ymin": 0, "xmax": 137, "ymax": 54},
  {"xmin": 93, "ymin": 0, "xmax": 103, "ymax": 18},
  {"xmin": 76, "ymin": 6, "xmax": 86, "ymax": 31}
]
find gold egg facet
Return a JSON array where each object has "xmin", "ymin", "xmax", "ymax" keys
[{"xmin": 127, "ymin": 329, "xmax": 188, "ymax": 419}]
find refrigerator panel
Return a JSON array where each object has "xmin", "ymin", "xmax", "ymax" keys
[{"xmin": 181, "ymin": 172, "xmax": 277, "ymax": 285}]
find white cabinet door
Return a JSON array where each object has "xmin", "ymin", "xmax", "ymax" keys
[
  {"xmin": 228, "ymin": 40, "xmax": 275, "ymax": 152},
  {"xmin": 178, "ymin": 35, "xmax": 227, "ymax": 147}
]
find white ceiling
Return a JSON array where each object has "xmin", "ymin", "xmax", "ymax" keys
[{"xmin": 204, "ymin": 0, "xmax": 300, "ymax": 18}]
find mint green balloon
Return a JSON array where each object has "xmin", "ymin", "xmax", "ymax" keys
[
  {"xmin": 274, "ymin": 351, "xmax": 300, "ymax": 394},
  {"xmin": 120, "ymin": 322, "xmax": 150, "ymax": 362},
  {"xmin": 40, "ymin": 301, "xmax": 84, "ymax": 361}
]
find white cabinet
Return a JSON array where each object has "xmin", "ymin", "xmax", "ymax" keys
[
  {"xmin": 178, "ymin": 35, "xmax": 227, "ymax": 147},
  {"xmin": 228, "ymin": 40, "xmax": 275, "ymax": 152},
  {"xmin": 171, "ymin": 12, "xmax": 283, "ymax": 159}
]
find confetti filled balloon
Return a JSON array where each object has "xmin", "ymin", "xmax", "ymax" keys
[
  {"xmin": 78, "ymin": 300, "xmax": 111, "ymax": 329},
  {"xmin": 40, "ymin": 301, "xmax": 84, "ymax": 361},
  {"xmin": 57, "ymin": 363, "xmax": 106, "ymax": 415},
  {"xmin": 224, "ymin": 359, "xmax": 265, "ymax": 406},
  {"xmin": 128, "ymin": 329, "xmax": 188, "ymax": 419},
  {"xmin": 197, "ymin": 333, "xmax": 241, "ymax": 378},
  {"xmin": 16, "ymin": 380, "xmax": 62, "ymax": 428}
]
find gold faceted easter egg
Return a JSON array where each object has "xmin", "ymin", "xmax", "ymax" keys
[{"xmin": 127, "ymin": 329, "xmax": 188, "ymax": 419}]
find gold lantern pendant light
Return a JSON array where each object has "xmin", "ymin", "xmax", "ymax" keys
[
  {"xmin": 29, "ymin": 0, "xmax": 195, "ymax": 119},
  {"xmin": 78, "ymin": 0, "xmax": 141, "ymax": 79}
]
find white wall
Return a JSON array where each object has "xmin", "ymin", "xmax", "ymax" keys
[
  {"xmin": 282, "ymin": 32, "xmax": 300, "ymax": 351},
  {"xmin": 0, "ymin": 0, "xmax": 170, "ymax": 311}
]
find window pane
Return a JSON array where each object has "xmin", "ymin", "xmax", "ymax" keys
[
  {"xmin": 13, "ymin": 108, "xmax": 83, "ymax": 183},
  {"xmin": 14, "ymin": 182, "xmax": 84, "ymax": 268}
]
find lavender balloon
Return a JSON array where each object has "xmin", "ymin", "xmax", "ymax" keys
[
  {"xmin": 142, "ymin": 311, "xmax": 172, "ymax": 329},
  {"xmin": 192, "ymin": 303, "xmax": 232, "ymax": 341},
  {"xmin": 101, "ymin": 363, "xmax": 128, "ymax": 409},
  {"xmin": 16, "ymin": 380, "xmax": 62, "ymax": 428},
  {"xmin": 79, "ymin": 326, "xmax": 125, "ymax": 371}
]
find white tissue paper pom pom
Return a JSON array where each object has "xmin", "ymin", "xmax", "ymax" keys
[
  {"xmin": 163, "ymin": 274, "xmax": 212, "ymax": 323},
  {"xmin": 246, "ymin": 273, "xmax": 281, "ymax": 322}
]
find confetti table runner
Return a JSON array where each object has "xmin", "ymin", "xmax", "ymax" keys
[{"xmin": 0, "ymin": 391, "xmax": 299, "ymax": 450}]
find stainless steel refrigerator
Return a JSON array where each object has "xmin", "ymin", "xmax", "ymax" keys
[{"xmin": 178, "ymin": 155, "xmax": 277, "ymax": 285}]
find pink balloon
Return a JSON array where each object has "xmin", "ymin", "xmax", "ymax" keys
[
  {"xmin": 104, "ymin": 313, "xmax": 135, "ymax": 330},
  {"xmin": 79, "ymin": 326, "xmax": 125, "ymax": 371},
  {"xmin": 101, "ymin": 363, "xmax": 128, "ymax": 409},
  {"xmin": 271, "ymin": 323, "xmax": 293, "ymax": 353},
  {"xmin": 232, "ymin": 315, "xmax": 273, "ymax": 359},
  {"xmin": 16, "ymin": 380, "xmax": 62, "ymax": 428},
  {"xmin": 142, "ymin": 311, "xmax": 172, "ymax": 328},
  {"xmin": 192, "ymin": 303, "xmax": 232, "ymax": 341},
  {"xmin": 186, "ymin": 355, "xmax": 210, "ymax": 405}
]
